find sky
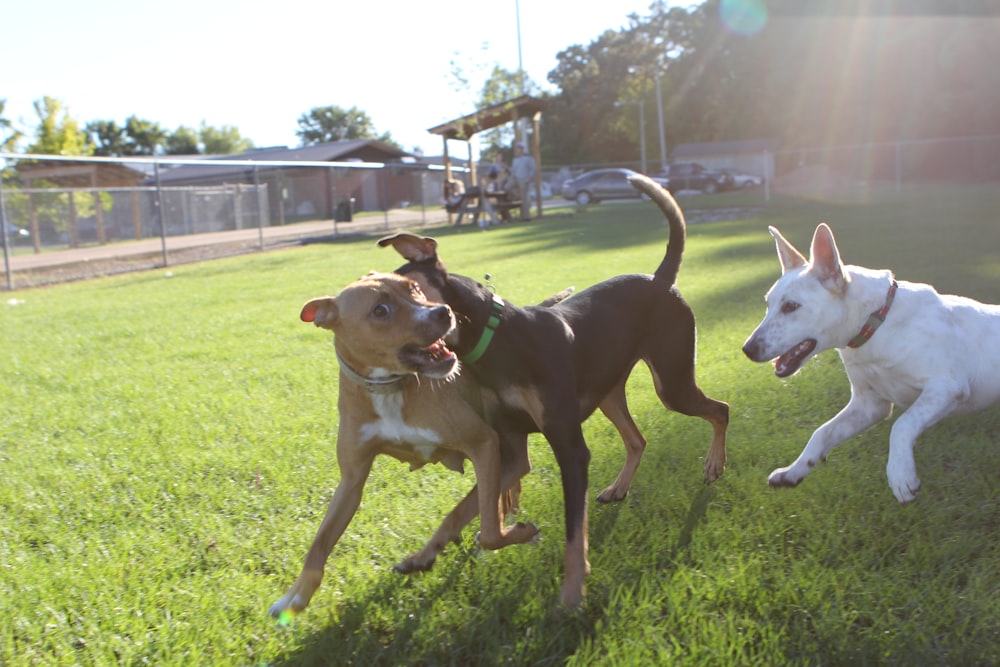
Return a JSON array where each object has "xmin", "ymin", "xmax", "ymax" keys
[{"xmin": 2, "ymin": 0, "xmax": 672, "ymax": 157}]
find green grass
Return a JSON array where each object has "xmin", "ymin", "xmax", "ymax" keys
[{"xmin": 1, "ymin": 183, "xmax": 999, "ymax": 666}]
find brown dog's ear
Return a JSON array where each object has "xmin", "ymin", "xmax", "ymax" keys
[
  {"xmin": 377, "ymin": 232, "xmax": 438, "ymax": 262},
  {"xmin": 301, "ymin": 297, "xmax": 339, "ymax": 330},
  {"xmin": 768, "ymin": 226, "xmax": 807, "ymax": 274}
]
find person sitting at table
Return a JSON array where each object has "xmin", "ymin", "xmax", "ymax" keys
[
  {"xmin": 485, "ymin": 153, "xmax": 510, "ymax": 194},
  {"xmin": 443, "ymin": 177, "xmax": 466, "ymax": 212}
]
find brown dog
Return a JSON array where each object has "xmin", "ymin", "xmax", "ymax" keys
[{"xmin": 268, "ymin": 272, "xmax": 538, "ymax": 619}]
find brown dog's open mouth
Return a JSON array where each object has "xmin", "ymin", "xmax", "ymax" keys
[
  {"xmin": 400, "ymin": 339, "xmax": 458, "ymax": 378},
  {"xmin": 774, "ymin": 339, "xmax": 816, "ymax": 377}
]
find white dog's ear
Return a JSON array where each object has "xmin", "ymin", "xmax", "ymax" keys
[
  {"xmin": 809, "ymin": 223, "xmax": 847, "ymax": 291},
  {"xmin": 768, "ymin": 226, "xmax": 806, "ymax": 274}
]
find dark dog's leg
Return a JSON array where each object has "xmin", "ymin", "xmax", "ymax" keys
[
  {"xmin": 543, "ymin": 418, "xmax": 592, "ymax": 608},
  {"xmin": 647, "ymin": 358, "xmax": 729, "ymax": 483},
  {"xmin": 596, "ymin": 378, "xmax": 647, "ymax": 502}
]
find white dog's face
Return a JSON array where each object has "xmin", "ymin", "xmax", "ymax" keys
[
  {"xmin": 744, "ymin": 266, "xmax": 847, "ymax": 376},
  {"xmin": 743, "ymin": 224, "xmax": 849, "ymax": 377}
]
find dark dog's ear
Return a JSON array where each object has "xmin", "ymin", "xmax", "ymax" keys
[
  {"xmin": 377, "ymin": 232, "xmax": 439, "ymax": 262},
  {"xmin": 301, "ymin": 297, "xmax": 339, "ymax": 330}
]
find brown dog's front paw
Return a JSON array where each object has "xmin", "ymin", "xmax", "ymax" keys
[{"xmin": 393, "ymin": 555, "xmax": 436, "ymax": 574}]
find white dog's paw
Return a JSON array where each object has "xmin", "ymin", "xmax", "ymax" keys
[
  {"xmin": 887, "ymin": 460, "xmax": 921, "ymax": 503},
  {"xmin": 768, "ymin": 465, "xmax": 804, "ymax": 488},
  {"xmin": 888, "ymin": 473, "xmax": 921, "ymax": 503}
]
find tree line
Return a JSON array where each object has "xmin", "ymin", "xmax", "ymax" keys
[{"xmin": 2, "ymin": 0, "xmax": 997, "ymax": 166}]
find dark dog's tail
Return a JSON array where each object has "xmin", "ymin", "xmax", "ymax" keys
[{"xmin": 628, "ymin": 174, "xmax": 686, "ymax": 285}]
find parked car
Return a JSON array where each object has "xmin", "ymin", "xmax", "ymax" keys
[
  {"xmin": 561, "ymin": 168, "xmax": 668, "ymax": 205},
  {"xmin": 3, "ymin": 221, "xmax": 30, "ymax": 242},
  {"xmin": 656, "ymin": 163, "xmax": 732, "ymax": 194},
  {"xmin": 719, "ymin": 167, "xmax": 765, "ymax": 189}
]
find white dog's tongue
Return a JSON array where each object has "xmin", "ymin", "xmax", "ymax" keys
[{"xmin": 774, "ymin": 339, "xmax": 816, "ymax": 377}]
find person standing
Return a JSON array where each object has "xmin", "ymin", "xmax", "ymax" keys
[{"xmin": 511, "ymin": 142, "xmax": 536, "ymax": 221}]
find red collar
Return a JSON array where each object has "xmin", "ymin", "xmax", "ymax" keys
[{"xmin": 847, "ymin": 279, "xmax": 898, "ymax": 349}]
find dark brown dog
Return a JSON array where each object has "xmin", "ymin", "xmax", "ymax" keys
[{"xmin": 380, "ymin": 174, "xmax": 729, "ymax": 608}]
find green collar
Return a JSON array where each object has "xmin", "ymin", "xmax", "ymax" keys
[{"xmin": 462, "ymin": 295, "xmax": 504, "ymax": 363}]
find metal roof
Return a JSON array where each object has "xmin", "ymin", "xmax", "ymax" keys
[
  {"xmin": 153, "ymin": 139, "xmax": 411, "ymax": 182},
  {"xmin": 427, "ymin": 95, "xmax": 549, "ymax": 141}
]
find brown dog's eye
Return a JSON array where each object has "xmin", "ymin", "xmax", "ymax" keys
[
  {"xmin": 372, "ymin": 303, "xmax": 391, "ymax": 319},
  {"xmin": 780, "ymin": 301, "xmax": 800, "ymax": 314}
]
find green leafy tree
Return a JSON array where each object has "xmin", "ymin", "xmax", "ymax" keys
[
  {"xmin": 123, "ymin": 116, "xmax": 167, "ymax": 156},
  {"xmin": 27, "ymin": 96, "xmax": 91, "ymax": 156},
  {"xmin": 0, "ymin": 99, "xmax": 23, "ymax": 153},
  {"xmin": 199, "ymin": 123, "xmax": 254, "ymax": 155},
  {"xmin": 86, "ymin": 120, "xmax": 129, "ymax": 156},
  {"xmin": 166, "ymin": 126, "xmax": 201, "ymax": 155},
  {"xmin": 295, "ymin": 105, "xmax": 396, "ymax": 147},
  {"xmin": 476, "ymin": 65, "xmax": 543, "ymax": 157}
]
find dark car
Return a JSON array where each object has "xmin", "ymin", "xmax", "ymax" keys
[
  {"xmin": 656, "ymin": 163, "xmax": 732, "ymax": 194},
  {"xmin": 561, "ymin": 168, "xmax": 669, "ymax": 205}
]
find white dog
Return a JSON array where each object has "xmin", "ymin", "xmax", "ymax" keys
[{"xmin": 743, "ymin": 223, "xmax": 1000, "ymax": 503}]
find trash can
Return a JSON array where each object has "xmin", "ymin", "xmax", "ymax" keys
[{"xmin": 335, "ymin": 197, "xmax": 354, "ymax": 222}]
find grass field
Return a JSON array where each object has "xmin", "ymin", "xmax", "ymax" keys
[{"xmin": 1, "ymin": 184, "xmax": 998, "ymax": 665}]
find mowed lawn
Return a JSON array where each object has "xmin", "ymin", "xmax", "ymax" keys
[{"xmin": 1, "ymin": 184, "xmax": 999, "ymax": 666}]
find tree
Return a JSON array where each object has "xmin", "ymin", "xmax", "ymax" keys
[
  {"xmin": 295, "ymin": 105, "xmax": 396, "ymax": 147},
  {"xmin": 476, "ymin": 65, "xmax": 543, "ymax": 158},
  {"xmin": 0, "ymin": 99, "xmax": 23, "ymax": 153},
  {"xmin": 166, "ymin": 126, "xmax": 200, "ymax": 155},
  {"xmin": 199, "ymin": 123, "xmax": 253, "ymax": 154},
  {"xmin": 123, "ymin": 116, "xmax": 167, "ymax": 156},
  {"xmin": 27, "ymin": 97, "xmax": 91, "ymax": 156},
  {"xmin": 86, "ymin": 120, "xmax": 129, "ymax": 157}
]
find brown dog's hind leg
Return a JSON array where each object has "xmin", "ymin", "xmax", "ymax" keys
[
  {"xmin": 596, "ymin": 379, "xmax": 647, "ymax": 502},
  {"xmin": 394, "ymin": 430, "xmax": 537, "ymax": 573}
]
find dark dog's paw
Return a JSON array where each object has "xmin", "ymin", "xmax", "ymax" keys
[
  {"xmin": 393, "ymin": 555, "xmax": 436, "ymax": 574},
  {"xmin": 596, "ymin": 486, "xmax": 629, "ymax": 503}
]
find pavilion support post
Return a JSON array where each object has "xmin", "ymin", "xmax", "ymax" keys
[{"xmin": 530, "ymin": 112, "xmax": 543, "ymax": 219}]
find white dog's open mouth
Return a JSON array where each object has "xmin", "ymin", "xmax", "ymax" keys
[
  {"xmin": 400, "ymin": 339, "xmax": 458, "ymax": 378},
  {"xmin": 774, "ymin": 339, "xmax": 816, "ymax": 377}
]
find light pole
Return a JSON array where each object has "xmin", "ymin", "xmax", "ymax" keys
[
  {"xmin": 628, "ymin": 66, "xmax": 668, "ymax": 172},
  {"xmin": 615, "ymin": 100, "xmax": 647, "ymax": 174}
]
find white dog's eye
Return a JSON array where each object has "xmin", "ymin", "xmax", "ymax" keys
[
  {"xmin": 780, "ymin": 301, "xmax": 800, "ymax": 314},
  {"xmin": 372, "ymin": 303, "xmax": 391, "ymax": 318}
]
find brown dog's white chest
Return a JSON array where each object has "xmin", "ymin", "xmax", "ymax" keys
[{"xmin": 352, "ymin": 391, "xmax": 465, "ymax": 472}]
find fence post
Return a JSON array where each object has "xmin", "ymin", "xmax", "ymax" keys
[
  {"xmin": 1, "ymin": 180, "xmax": 11, "ymax": 291},
  {"xmin": 253, "ymin": 166, "xmax": 264, "ymax": 251},
  {"xmin": 154, "ymin": 162, "xmax": 168, "ymax": 267}
]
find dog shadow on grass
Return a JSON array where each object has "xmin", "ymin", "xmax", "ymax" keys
[{"xmin": 270, "ymin": 539, "xmax": 594, "ymax": 666}]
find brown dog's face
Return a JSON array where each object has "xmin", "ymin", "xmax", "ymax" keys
[{"xmin": 301, "ymin": 272, "xmax": 458, "ymax": 380}]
